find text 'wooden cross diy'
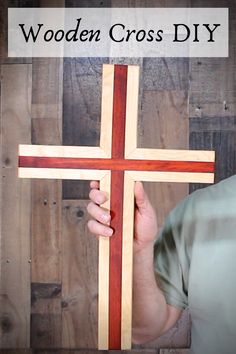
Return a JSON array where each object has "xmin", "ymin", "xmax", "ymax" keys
[{"xmin": 18, "ymin": 64, "xmax": 215, "ymax": 350}]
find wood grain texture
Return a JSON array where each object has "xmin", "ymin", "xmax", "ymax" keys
[
  {"xmin": 108, "ymin": 65, "xmax": 127, "ymax": 349},
  {"xmin": 19, "ymin": 167, "xmax": 107, "ymax": 180},
  {"xmin": 139, "ymin": 91, "xmax": 189, "ymax": 150},
  {"xmin": 31, "ymin": 46, "xmax": 64, "ymax": 348},
  {"xmin": 0, "ymin": 64, "xmax": 32, "ymax": 348},
  {"xmin": 121, "ymin": 173, "xmax": 135, "ymax": 349},
  {"xmin": 189, "ymin": 58, "xmax": 236, "ymax": 118},
  {"xmin": 159, "ymin": 350, "xmax": 190, "ymax": 354},
  {"xmin": 128, "ymin": 171, "xmax": 214, "ymax": 184},
  {"xmin": 98, "ymin": 173, "xmax": 111, "ymax": 350},
  {"xmin": 109, "ymin": 171, "xmax": 124, "ymax": 350},
  {"xmin": 31, "ymin": 283, "xmax": 62, "ymax": 348},
  {"xmin": 143, "ymin": 58, "xmax": 189, "ymax": 91},
  {"xmin": 125, "ymin": 65, "xmax": 140, "ymax": 156},
  {"xmin": 188, "ymin": 0, "xmax": 236, "ymax": 195},
  {"xmin": 100, "ymin": 64, "xmax": 114, "ymax": 156},
  {"xmin": 19, "ymin": 145, "xmax": 107, "ymax": 158},
  {"xmin": 189, "ymin": 1, "xmax": 236, "ymax": 118},
  {"xmin": 31, "ymin": 180, "xmax": 62, "ymax": 283},
  {"xmin": 129, "ymin": 148, "xmax": 215, "ymax": 162},
  {"xmin": 19, "ymin": 144, "xmax": 214, "ymax": 162},
  {"xmin": 189, "ymin": 116, "xmax": 236, "ymax": 193},
  {"xmin": 63, "ymin": 58, "xmax": 108, "ymax": 146},
  {"xmin": 32, "ymin": 58, "xmax": 63, "ymax": 120},
  {"xmin": 111, "ymin": 65, "xmax": 127, "ymax": 158},
  {"xmin": 19, "ymin": 156, "xmax": 215, "ymax": 172},
  {"xmin": 62, "ymin": 200, "xmax": 98, "ymax": 349},
  {"xmin": 63, "ymin": 58, "xmax": 109, "ymax": 199},
  {"xmin": 32, "ymin": 119, "xmax": 62, "ymax": 146},
  {"xmin": 31, "ymin": 54, "xmax": 63, "ymax": 279}
]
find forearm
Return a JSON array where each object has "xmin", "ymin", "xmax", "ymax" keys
[{"xmin": 132, "ymin": 242, "xmax": 168, "ymax": 344}]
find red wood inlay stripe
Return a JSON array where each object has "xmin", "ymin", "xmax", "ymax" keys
[
  {"xmin": 109, "ymin": 170, "xmax": 124, "ymax": 349},
  {"xmin": 19, "ymin": 156, "xmax": 215, "ymax": 173},
  {"xmin": 111, "ymin": 65, "xmax": 127, "ymax": 159},
  {"xmin": 109, "ymin": 65, "xmax": 127, "ymax": 349}
]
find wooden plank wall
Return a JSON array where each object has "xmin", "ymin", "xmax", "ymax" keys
[
  {"xmin": 0, "ymin": 0, "xmax": 235, "ymax": 353},
  {"xmin": 0, "ymin": 63, "xmax": 32, "ymax": 348},
  {"xmin": 189, "ymin": 0, "xmax": 236, "ymax": 191}
]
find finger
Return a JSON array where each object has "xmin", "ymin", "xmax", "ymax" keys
[
  {"xmin": 90, "ymin": 180, "xmax": 99, "ymax": 189},
  {"xmin": 134, "ymin": 181, "xmax": 152, "ymax": 214},
  {"xmin": 89, "ymin": 188, "xmax": 108, "ymax": 205},
  {"xmin": 87, "ymin": 202, "xmax": 111, "ymax": 224},
  {"xmin": 87, "ymin": 219, "xmax": 113, "ymax": 237}
]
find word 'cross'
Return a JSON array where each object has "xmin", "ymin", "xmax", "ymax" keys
[{"xmin": 18, "ymin": 64, "xmax": 215, "ymax": 350}]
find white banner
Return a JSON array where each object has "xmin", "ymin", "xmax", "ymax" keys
[{"xmin": 8, "ymin": 8, "xmax": 228, "ymax": 57}]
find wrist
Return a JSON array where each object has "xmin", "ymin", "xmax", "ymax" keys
[
  {"xmin": 133, "ymin": 240, "xmax": 154, "ymax": 266},
  {"xmin": 134, "ymin": 238, "xmax": 154, "ymax": 256}
]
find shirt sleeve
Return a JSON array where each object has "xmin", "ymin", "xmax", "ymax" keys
[{"xmin": 154, "ymin": 212, "xmax": 188, "ymax": 310}]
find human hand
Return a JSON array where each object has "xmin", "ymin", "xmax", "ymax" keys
[{"xmin": 87, "ymin": 181, "xmax": 158, "ymax": 254}]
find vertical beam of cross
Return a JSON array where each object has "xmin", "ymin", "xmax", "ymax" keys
[
  {"xmin": 109, "ymin": 65, "xmax": 127, "ymax": 348},
  {"xmin": 18, "ymin": 64, "xmax": 215, "ymax": 350}
]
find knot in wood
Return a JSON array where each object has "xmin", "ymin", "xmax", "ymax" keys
[{"xmin": 0, "ymin": 315, "xmax": 13, "ymax": 333}]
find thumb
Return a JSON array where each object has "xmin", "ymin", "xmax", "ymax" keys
[{"xmin": 134, "ymin": 181, "xmax": 151, "ymax": 215}]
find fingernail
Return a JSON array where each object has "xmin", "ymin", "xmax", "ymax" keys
[
  {"xmin": 106, "ymin": 228, "xmax": 113, "ymax": 237},
  {"xmin": 102, "ymin": 213, "xmax": 110, "ymax": 222}
]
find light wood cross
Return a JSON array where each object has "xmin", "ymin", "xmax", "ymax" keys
[{"xmin": 18, "ymin": 64, "xmax": 215, "ymax": 350}]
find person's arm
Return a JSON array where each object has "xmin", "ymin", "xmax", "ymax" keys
[
  {"xmin": 87, "ymin": 181, "xmax": 182, "ymax": 344},
  {"xmin": 132, "ymin": 242, "xmax": 182, "ymax": 344}
]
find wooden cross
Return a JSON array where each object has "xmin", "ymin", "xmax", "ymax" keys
[{"xmin": 18, "ymin": 64, "xmax": 215, "ymax": 350}]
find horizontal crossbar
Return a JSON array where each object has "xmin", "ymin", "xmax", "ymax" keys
[
  {"xmin": 19, "ymin": 156, "xmax": 214, "ymax": 173},
  {"xmin": 19, "ymin": 145, "xmax": 215, "ymax": 162}
]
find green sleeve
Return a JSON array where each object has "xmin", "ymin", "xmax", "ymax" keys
[{"xmin": 154, "ymin": 212, "xmax": 189, "ymax": 310}]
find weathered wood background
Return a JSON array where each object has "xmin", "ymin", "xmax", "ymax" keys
[{"xmin": 0, "ymin": 0, "xmax": 235, "ymax": 353}]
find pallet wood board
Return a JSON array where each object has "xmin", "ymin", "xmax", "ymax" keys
[
  {"xmin": 31, "ymin": 58, "xmax": 63, "ymax": 283},
  {"xmin": 0, "ymin": 64, "xmax": 32, "ymax": 347},
  {"xmin": 61, "ymin": 200, "xmax": 98, "ymax": 348},
  {"xmin": 189, "ymin": 57, "xmax": 236, "ymax": 118},
  {"xmin": 143, "ymin": 58, "xmax": 189, "ymax": 91},
  {"xmin": 32, "ymin": 58, "xmax": 63, "ymax": 121},
  {"xmin": 30, "ymin": 55, "xmax": 63, "ymax": 347},
  {"xmin": 189, "ymin": 2, "xmax": 236, "ymax": 118},
  {"xmin": 31, "ymin": 283, "xmax": 62, "ymax": 348},
  {"xmin": 189, "ymin": 116, "xmax": 236, "ymax": 193}
]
